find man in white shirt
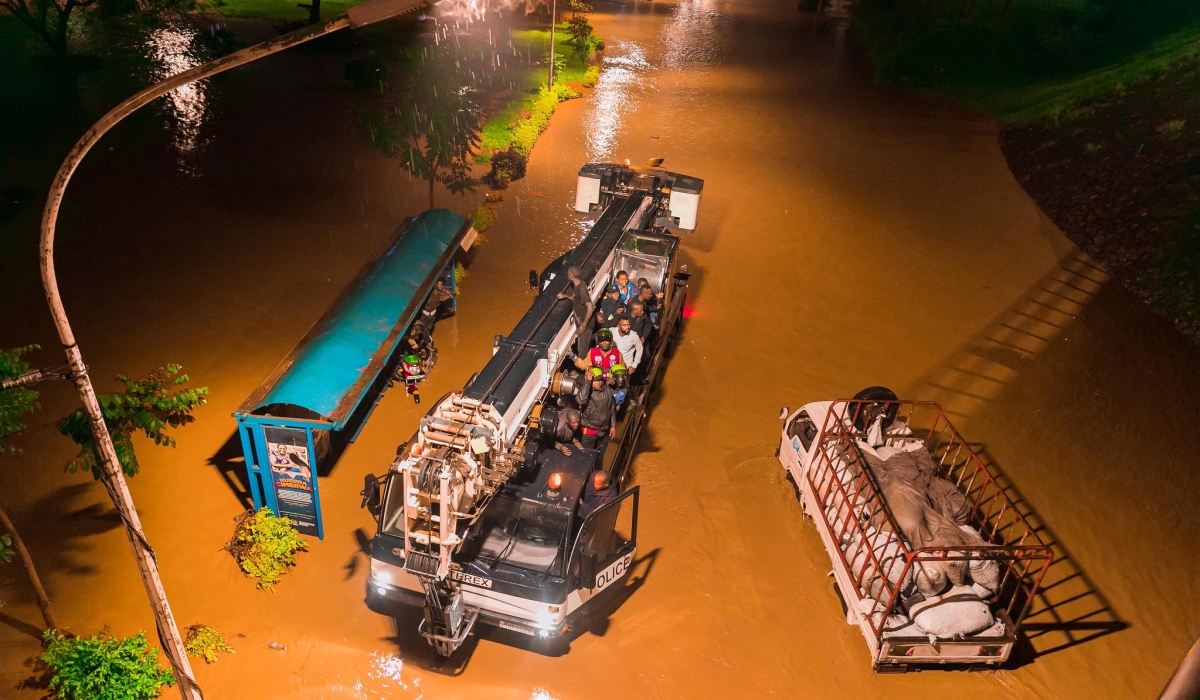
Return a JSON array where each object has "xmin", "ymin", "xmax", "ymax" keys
[{"xmin": 612, "ymin": 315, "xmax": 643, "ymax": 372}]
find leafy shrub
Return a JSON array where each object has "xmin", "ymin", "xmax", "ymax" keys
[
  {"xmin": 1, "ymin": 345, "xmax": 40, "ymax": 452},
  {"xmin": 486, "ymin": 149, "xmax": 528, "ymax": 189},
  {"xmin": 582, "ymin": 66, "xmax": 600, "ymax": 87},
  {"xmin": 184, "ymin": 625, "xmax": 234, "ymax": 664},
  {"xmin": 588, "ymin": 34, "xmax": 604, "ymax": 52},
  {"xmin": 42, "ymin": 629, "xmax": 175, "ymax": 700},
  {"xmin": 471, "ymin": 205, "xmax": 498, "ymax": 234},
  {"xmin": 454, "ymin": 261, "xmax": 467, "ymax": 286},
  {"xmin": 228, "ymin": 508, "xmax": 307, "ymax": 591}
]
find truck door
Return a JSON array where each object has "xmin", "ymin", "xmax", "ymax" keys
[
  {"xmin": 780, "ymin": 410, "xmax": 818, "ymax": 483},
  {"xmin": 568, "ymin": 486, "xmax": 639, "ymax": 610}
]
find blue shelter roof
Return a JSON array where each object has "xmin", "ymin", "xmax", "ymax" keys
[{"xmin": 238, "ymin": 209, "xmax": 468, "ymax": 429}]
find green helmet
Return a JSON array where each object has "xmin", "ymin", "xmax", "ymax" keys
[
  {"xmin": 403, "ymin": 354, "xmax": 421, "ymax": 365},
  {"xmin": 589, "ymin": 366, "xmax": 604, "ymax": 380},
  {"xmin": 611, "ymin": 363, "xmax": 628, "ymax": 377},
  {"xmin": 596, "ymin": 328, "xmax": 613, "ymax": 342}
]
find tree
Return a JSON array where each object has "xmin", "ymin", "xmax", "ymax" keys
[
  {"xmin": 0, "ymin": 345, "xmax": 61, "ymax": 633},
  {"xmin": 565, "ymin": 0, "xmax": 594, "ymax": 65},
  {"xmin": 57, "ymin": 364, "xmax": 208, "ymax": 479},
  {"xmin": 0, "ymin": 0, "xmax": 98, "ymax": 59},
  {"xmin": 361, "ymin": 46, "xmax": 482, "ymax": 210}
]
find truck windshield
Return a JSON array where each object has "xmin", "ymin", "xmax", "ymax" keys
[{"xmin": 472, "ymin": 495, "xmax": 569, "ymax": 578}]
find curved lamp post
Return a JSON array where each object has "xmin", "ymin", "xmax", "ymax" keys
[{"xmin": 38, "ymin": 0, "xmax": 426, "ymax": 695}]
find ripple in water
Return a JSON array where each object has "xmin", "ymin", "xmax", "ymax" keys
[{"xmin": 583, "ymin": 41, "xmax": 652, "ymax": 160}]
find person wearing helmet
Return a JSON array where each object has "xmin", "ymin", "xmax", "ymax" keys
[
  {"xmin": 577, "ymin": 367, "xmax": 617, "ymax": 452},
  {"xmin": 400, "ymin": 353, "xmax": 424, "ymax": 404},
  {"xmin": 610, "ymin": 363, "xmax": 629, "ymax": 405},
  {"xmin": 588, "ymin": 328, "xmax": 621, "ymax": 377}
]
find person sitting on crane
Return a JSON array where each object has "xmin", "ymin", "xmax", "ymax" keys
[
  {"xmin": 579, "ymin": 470, "xmax": 618, "ymax": 519},
  {"xmin": 577, "ymin": 367, "xmax": 617, "ymax": 452},
  {"xmin": 614, "ymin": 270, "xmax": 636, "ymax": 304},
  {"xmin": 598, "ymin": 284, "xmax": 624, "ymax": 327},
  {"xmin": 588, "ymin": 328, "xmax": 621, "ymax": 377},
  {"xmin": 553, "ymin": 408, "xmax": 584, "ymax": 456}
]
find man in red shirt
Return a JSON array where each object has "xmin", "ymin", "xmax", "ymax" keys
[{"xmin": 588, "ymin": 328, "xmax": 621, "ymax": 377}]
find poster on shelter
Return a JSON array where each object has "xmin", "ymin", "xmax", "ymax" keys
[{"xmin": 264, "ymin": 426, "xmax": 319, "ymax": 536}]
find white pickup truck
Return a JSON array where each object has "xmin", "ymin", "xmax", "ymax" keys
[{"xmin": 776, "ymin": 388, "xmax": 1053, "ymax": 672}]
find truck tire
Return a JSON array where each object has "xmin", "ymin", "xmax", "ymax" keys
[{"xmin": 851, "ymin": 386, "xmax": 898, "ymax": 431}]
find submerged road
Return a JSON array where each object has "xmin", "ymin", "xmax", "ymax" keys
[{"xmin": 2, "ymin": 0, "xmax": 1199, "ymax": 697}]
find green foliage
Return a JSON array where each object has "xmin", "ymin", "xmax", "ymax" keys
[
  {"xmin": 582, "ymin": 65, "xmax": 600, "ymax": 88},
  {"xmin": 0, "ymin": 345, "xmax": 40, "ymax": 453},
  {"xmin": 184, "ymin": 624, "xmax": 234, "ymax": 664},
  {"xmin": 471, "ymin": 204, "xmax": 497, "ymax": 234},
  {"xmin": 57, "ymin": 364, "xmax": 208, "ymax": 479},
  {"xmin": 486, "ymin": 148, "xmax": 527, "ymax": 189},
  {"xmin": 454, "ymin": 261, "xmax": 467, "ymax": 287},
  {"xmin": 1158, "ymin": 118, "xmax": 1186, "ymax": 138},
  {"xmin": 508, "ymin": 84, "xmax": 580, "ymax": 157},
  {"xmin": 359, "ymin": 41, "xmax": 482, "ymax": 208},
  {"xmin": 543, "ymin": 46, "xmax": 567, "ymax": 78},
  {"xmin": 42, "ymin": 629, "xmax": 175, "ymax": 700},
  {"xmin": 566, "ymin": 14, "xmax": 594, "ymax": 64},
  {"xmin": 228, "ymin": 508, "xmax": 308, "ymax": 591},
  {"xmin": 851, "ymin": 0, "xmax": 1200, "ymax": 90}
]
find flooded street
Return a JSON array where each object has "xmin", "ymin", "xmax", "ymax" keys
[{"xmin": 3, "ymin": 0, "xmax": 1200, "ymax": 698}]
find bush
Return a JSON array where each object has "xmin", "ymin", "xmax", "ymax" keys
[
  {"xmin": 582, "ymin": 66, "xmax": 600, "ymax": 87},
  {"xmin": 454, "ymin": 261, "xmax": 467, "ymax": 286},
  {"xmin": 42, "ymin": 629, "xmax": 175, "ymax": 700},
  {"xmin": 228, "ymin": 508, "xmax": 307, "ymax": 591},
  {"xmin": 486, "ymin": 149, "xmax": 527, "ymax": 189},
  {"xmin": 184, "ymin": 625, "xmax": 234, "ymax": 664},
  {"xmin": 471, "ymin": 205, "xmax": 498, "ymax": 234}
]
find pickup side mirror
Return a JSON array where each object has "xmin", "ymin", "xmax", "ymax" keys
[
  {"xmin": 578, "ymin": 546, "xmax": 598, "ymax": 589},
  {"xmin": 778, "ymin": 406, "xmax": 790, "ymax": 421},
  {"xmin": 361, "ymin": 474, "xmax": 382, "ymax": 516},
  {"xmin": 529, "ymin": 269, "xmax": 539, "ymax": 290}
]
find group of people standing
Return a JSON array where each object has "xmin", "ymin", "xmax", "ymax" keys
[
  {"xmin": 552, "ymin": 266, "xmax": 666, "ymax": 465},
  {"xmin": 396, "ymin": 279, "xmax": 456, "ymax": 404}
]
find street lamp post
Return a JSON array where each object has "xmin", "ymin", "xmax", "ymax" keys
[{"xmin": 37, "ymin": 0, "xmax": 426, "ymax": 696}]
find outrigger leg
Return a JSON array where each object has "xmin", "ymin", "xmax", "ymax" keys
[{"xmin": 417, "ymin": 579, "xmax": 479, "ymax": 657}]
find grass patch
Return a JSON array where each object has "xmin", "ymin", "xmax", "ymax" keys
[
  {"xmin": 941, "ymin": 24, "xmax": 1200, "ymax": 123},
  {"xmin": 478, "ymin": 25, "xmax": 599, "ymax": 158},
  {"xmin": 198, "ymin": 0, "xmax": 365, "ymax": 22}
]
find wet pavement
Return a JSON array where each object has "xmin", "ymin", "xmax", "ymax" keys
[{"xmin": 2, "ymin": 0, "xmax": 1200, "ymax": 697}]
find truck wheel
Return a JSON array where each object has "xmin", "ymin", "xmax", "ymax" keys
[{"xmin": 851, "ymin": 386, "xmax": 898, "ymax": 431}]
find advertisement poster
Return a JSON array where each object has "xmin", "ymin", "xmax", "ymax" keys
[{"xmin": 264, "ymin": 426, "xmax": 320, "ymax": 536}]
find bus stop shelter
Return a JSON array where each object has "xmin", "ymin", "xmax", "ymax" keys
[{"xmin": 234, "ymin": 209, "xmax": 473, "ymax": 538}]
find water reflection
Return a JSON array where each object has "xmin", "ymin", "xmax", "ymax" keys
[
  {"xmin": 661, "ymin": 0, "xmax": 724, "ymax": 71},
  {"xmin": 583, "ymin": 41, "xmax": 652, "ymax": 159},
  {"xmin": 147, "ymin": 24, "xmax": 210, "ymax": 175}
]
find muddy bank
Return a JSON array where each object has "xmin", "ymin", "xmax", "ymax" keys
[{"xmin": 1000, "ymin": 57, "xmax": 1200, "ymax": 341}]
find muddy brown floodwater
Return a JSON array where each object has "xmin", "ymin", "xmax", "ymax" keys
[{"xmin": 3, "ymin": 0, "xmax": 1200, "ymax": 698}]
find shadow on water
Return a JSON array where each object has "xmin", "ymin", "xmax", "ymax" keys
[
  {"xmin": 904, "ymin": 249, "xmax": 1129, "ymax": 663},
  {"xmin": 911, "ymin": 249, "xmax": 1110, "ymax": 422},
  {"xmin": 381, "ymin": 548, "xmax": 660, "ymax": 672},
  {"xmin": 968, "ymin": 444, "xmax": 1130, "ymax": 667},
  {"xmin": 207, "ymin": 431, "xmax": 255, "ymax": 511}
]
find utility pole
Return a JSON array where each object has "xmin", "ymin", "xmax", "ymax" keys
[
  {"xmin": 548, "ymin": 0, "xmax": 557, "ymax": 88},
  {"xmin": 36, "ymin": 0, "xmax": 426, "ymax": 696}
]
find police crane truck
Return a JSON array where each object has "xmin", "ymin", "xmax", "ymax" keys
[{"xmin": 360, "ymin": 162, "xmax": 703, "ymax": 656}]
